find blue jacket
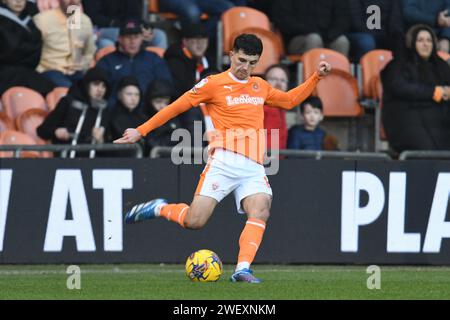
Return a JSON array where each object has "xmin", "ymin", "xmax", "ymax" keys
[
  {"xmin": 403, "ymin": 0, "xmax": 450, "ymax": 39},
  {"xmin": 287, "ymin": 125, "xmax": 326, "ymax": 151},
  {"xmin": 96, "ymin": 47, "xmax": 173, "ymax": 105}
]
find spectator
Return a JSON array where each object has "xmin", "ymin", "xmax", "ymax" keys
[
  {"xmin": 142, "ymin": 79, "xmax": 181, "ymax": 153},
  {"xmin": 82, "ymin": 0, "xmax": 168, "ymax": 50},
  {"xmin": 159, "ymin": 0, "xmax": 234, "ymax": 39},
  {"xmin": 403, "ymin": 0, "xmax": 450, "ymax": 53},
  {"xmin": 271, "ymin": 0, "xmax": 350, "ymax": 56},
  {"xmin": 37, "ymin": 67, "xmax": 110, "ymax": 148},
  {"xmin": 33, "ymin": 0, "xmax": 96, "ymax": 87},
  {"xmin": 288, "ymin": 97, "xmax": 338, "ymax": 151},
  {"xmin": 263, "ymin": 64, "xmax": 288, "ymax": 151},
  {"xmin": 381, "ymin": 24, "xmax": 450, "ymax": 152},
  {"xmin": 105, "ymin": 75, "xmax": 148, "ymax": 156},
  {"xmin": 96, "ymin": 18, "xmax": 173, "ymax": 106},
  {"xmin": 164, "ymin": 23, "xmax": 210, "ymax": 136},
  {"xmin": 0, "ymin": 0, "xmax": 54, "ymax": 96},
  {"xmin": 346, "ymin": 0, "xmax": 405, "ymax": 62}
]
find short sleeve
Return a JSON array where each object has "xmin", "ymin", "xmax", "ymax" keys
[{"xmin": 183, "ymin": 77, "xmax": 214, "ymax": 107}]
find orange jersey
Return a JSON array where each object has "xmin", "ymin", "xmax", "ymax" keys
[{"xmin": 137, "ymin": 70, "xmax": 321, "ymax": 163}]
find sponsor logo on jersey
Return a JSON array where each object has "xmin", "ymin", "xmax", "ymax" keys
[{"xmin": 226, "ymin": 94, "xmax": 264, "ymax": 106}]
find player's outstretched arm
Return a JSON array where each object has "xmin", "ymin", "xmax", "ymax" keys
[
  {"xmin": 267, "ymin": 61, "xmax": 331, "ymax": 110},
  {"xmin": 113, "ymin": 95, "xmax": 194, "ymax": 144}
]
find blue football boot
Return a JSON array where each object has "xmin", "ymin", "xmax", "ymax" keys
[
  {"xmin": 124, "ymin": 198, "xmax": 168, "ymax": 224},
  {"xmin": 230, "ymin": 268, "xmax": 262, "ymax": 283}
]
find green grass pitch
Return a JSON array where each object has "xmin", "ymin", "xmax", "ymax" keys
[{"xmin": 0, "ymin": 264, "xmax": 449, "ymax": 300}]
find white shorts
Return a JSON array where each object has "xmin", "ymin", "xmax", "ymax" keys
[{"xmin": 195, "ymin": 148, "xmax": 273, "ymax": 213}]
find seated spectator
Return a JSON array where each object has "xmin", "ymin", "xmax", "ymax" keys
[
  {"xmin": 82, "ymin": 0, "xmax": 168, "ymax": 50},
  {"xmin": 271, "ymin": 0, "xmax": 350, "ymax": 56},
  {"xmin": 0, "ymin": 0, "xmax": 54, "ymax": 96},
  {"xmin": 142, "ymin": 79, "xmax": 181, "ymax": 153},
  {"xmin": 37, "ymin": 67, "xmax": 109, "ymax": 149},
  {"xmin": 33, "ymin": 0, "xmax": 96, "ymax": 88},
  {"xmin": 159, "ymin": 0, "xmax": 234, "ymax": 39},
  {"xmin": 403, "ymin": 0, "xmax": 450, "ymax": 53},
  {"xmin": 346, "ymin": 0, "xmax": 405, "ymax": 62},
  {"xmin": 263, "ymin": 64, "xmax": 289, "ymax": 151},
  {"xmin": 96, "ymin": 18, "xmax": 173, "ymax": 106},
  {"xmin": 164, "ymin": 23, "xmax": 210, "ymax": 136},
  {"xmin": 105, "ymin": 76, "xmax": 148, "ymax": 156},
  {"xmin": 381, "ymin": 24, "xmax": 450, "ymax": 152},
  {"xmin": 288, "ymin": 97, "xmax": 338, "ymax": 151}
]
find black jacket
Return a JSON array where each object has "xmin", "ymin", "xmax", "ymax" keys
[
  {"xmin": 270, "ymin": 0, "xmax": 351, "ymax": 43},
  {"xmin": 0, "ymin": 1, "xmax": 41, "ymax": 68},
  {"xmin": 0, "ymin": 1, "xmax": 53, "ymax": 96},
  {"xmin": 82, "ymin": 0, "xmax": 142, "ymax": 28},
  {"xmin": 381, "ymin": 54, "xmax": 450, "ymax": 151},
  {"xmin": 37, "ymin": 69, "xmax": 110, "ymax": 145}
]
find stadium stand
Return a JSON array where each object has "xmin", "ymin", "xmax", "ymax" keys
[{"xmin": 359, "ymin": 49, "xmax": 393, "ymax": 99}]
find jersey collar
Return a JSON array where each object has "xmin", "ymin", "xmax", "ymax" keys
[{"xmin": 227, "ymin": 71, "xmax": 249, "ymax": 84}]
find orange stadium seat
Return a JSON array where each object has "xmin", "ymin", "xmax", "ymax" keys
[
  {"xmin": 15, "ymin": 109, "xmax": 52, "ymax": 157},
  {"xmin": 437, "ymin": 50, "xmax": 450, "ymax": 62},
  {"xmin": 359, "ymin": 50, "xmax": 393, "ymax": 99},
  {"xmin": 218, "ymin": 7, "xmax": 271, "ymax": 69},
  {"xmin": 220, "ymin": 7, "xmax": 271, "ymax": 53},
  {"xmin": 0, "ymin": 130, "xmax": 40, "ymax": 158},
  {"xmin": 231, "ymin": 27, "xmax": 283, "ymax": 75},
  {"xmin": 315, "ymin": 69, "xmax": 363, "ymax": 117},
  {"xmin": 15, "ymin": 108, "xmax": 48, "ymax": 144},
  {"xmin": 372, "ymin": 75, "xmax": 387, "ymax": 150},
  {"xmin": 301, "ymin": 48, "xmax": 351, "ymax": 79},
  {"xmin": 46, "ymin": 87, "xmax": 69, "ymax": 111},
  {"xmin": 0, "ymin": 112, "xmax": 15, "ymax": 132},
  {"xmin": 1, "ymin": 87, "xmax": 47, "ymax": 121},
  {"xmin": 145, "ymin": 46, "xmax": 166, "ymax": 58}
]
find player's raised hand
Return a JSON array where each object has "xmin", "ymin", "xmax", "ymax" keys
[
  {"xmin": 317, "ymin": 61, "xmax": 331, "ymax": 77},
  {"xmin": 113, "ymin": 128, "xmax": 142, "ymax": 144}
]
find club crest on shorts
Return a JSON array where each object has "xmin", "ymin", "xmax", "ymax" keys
[{"xmin": 211, "ymin": 182, "xmax": 220, "ymax": 191}]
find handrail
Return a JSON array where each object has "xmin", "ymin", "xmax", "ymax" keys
[
  {"xmin": 399, "ymin": 150, "xmax": 450, "ymax": 161},
  {"xmin": 0, "ymin": 143, "xmax": 143, "ymax": 158},
  {"xmin": 150, "ymin": 146, "xmax": 392, "ymax": 160}
]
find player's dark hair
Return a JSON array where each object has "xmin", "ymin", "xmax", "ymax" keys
[
  {"xmin": 232, "ymin": 34, "xmax": 263, "ymax": 56},
  {"xmin": 300, "ymin": 96, "xmax": 323, "ymax": 114}
]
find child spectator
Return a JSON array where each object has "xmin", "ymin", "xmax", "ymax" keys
[
  {"xmin": 105, "ymin": 76, "xmax": 148, "ymax": 156},
  {"xmin": 288, "ymin": 97, "xmax": 338, "ymax": 150},
  {"xmin": 37, "ymin": 67, "xmax": 109, "ymax": 149},
  {"xmin": 142, "ymin": 79, "xmax": 181, "ymax": 153}
]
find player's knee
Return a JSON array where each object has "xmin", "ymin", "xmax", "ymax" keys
[
  {"xmin": 184, "ymin": 218, "xmax": 206, "ymax": 230},
  {"xmin": 248, "ymin": 208, "xmax": 270, "ymax": 222},
  {"xmin": 184, "ymin": 212, "xmax": 207, "ymax": 230}
]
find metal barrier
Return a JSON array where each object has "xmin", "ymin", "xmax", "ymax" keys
[
  {"xmin": 399, "ymin": 150, "xmax": 450, "ymax": 161},
  {"xmin": 150, "ymin": 146, "xmax": 392, "ymax": 160},
  {"xmin": 0, "ymin": 143, "xmax": 143, "ymax": 158}
]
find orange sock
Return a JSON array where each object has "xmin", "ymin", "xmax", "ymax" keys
[
  {"xmin": 236, "ymin": 218, "xmax": 266, "ymax": 270},
  {"xmin": 159, "ymin": 203, "xmax": 189, "ymax": 227}
]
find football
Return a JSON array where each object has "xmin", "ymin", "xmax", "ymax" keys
[{"xmin": 185, "ymin": 249, "xmax": 223, "ymax": 282}]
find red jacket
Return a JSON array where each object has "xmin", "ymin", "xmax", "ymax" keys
[{"xmin": 263, "ymin": 105, "xmax": 287, "ymax": 150}]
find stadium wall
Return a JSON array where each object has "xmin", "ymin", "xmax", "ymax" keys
[{"xmin": 0, "ymin": 159, "xmax": 450, "ymax": 265}]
